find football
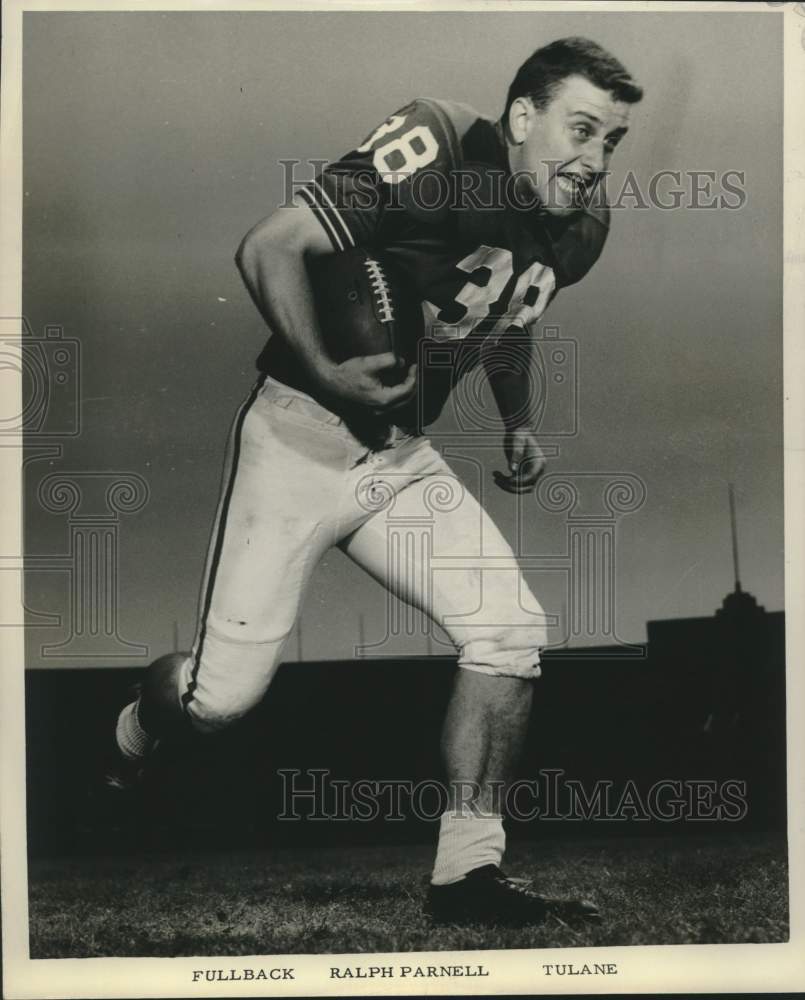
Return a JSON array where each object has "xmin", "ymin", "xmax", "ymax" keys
[{"xmin": 308, "ymin": 247, "xmax": 424, "ymax": 384}]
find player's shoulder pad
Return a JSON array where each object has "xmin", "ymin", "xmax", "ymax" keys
[
  {"xmin": 417, "ymin": 97, "xmax": 486, "ymax": 147},
  {"xmin": 386, "ymin": 98, "xmax": 463, "ymax": 226},
  {"xmin": 349, "ymin": 97, "xmax": 488, "ymax": 226},
  {"xmin": 348, "ymin": 98, "xmax": 457, "ymax": 169},
  {"xmin": 553, "ymin": 201, "xmax": 610, "ymax": 287},
  {"xmin": 401, "ymin": 98, "xmax": 496, "ymax": 224}
]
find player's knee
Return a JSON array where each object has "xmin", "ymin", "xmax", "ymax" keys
[
  {"xmin": 139, "ymin": 652, "xmax": 192, "ymax": 736},
  {"xmin": 457, "ymin": 621, "xmax": 547, "ymax": 681},
  {"xmin": 182, "ymin": 690, "xmax": 257, "ymax": 735},
  {"xmin": 180, "ymin": 635, "xmax": 284, "ymax": 735}
]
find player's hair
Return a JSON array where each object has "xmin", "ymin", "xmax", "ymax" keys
[{"xmin": 504, "ymin": 37, "xmax": 643, "ymax": 119}]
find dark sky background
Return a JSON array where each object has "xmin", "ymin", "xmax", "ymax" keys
[{"xmin": 20, "ymin": 10, "xmax": 784, "ymax": 667}]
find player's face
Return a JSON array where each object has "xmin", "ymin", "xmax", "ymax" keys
[{"xmin": 508, "ymin": 74, "xmax": 632, "ymax": 216}]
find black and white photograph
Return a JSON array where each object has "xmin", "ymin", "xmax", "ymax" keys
[{"xmin": 1, "ymin": 1, "xmax": 804, "ymax": 996}]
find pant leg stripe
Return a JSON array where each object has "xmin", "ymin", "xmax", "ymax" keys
[{"xmin": 182, "ymin": 374, "xmax": 266, "ymax": 713}]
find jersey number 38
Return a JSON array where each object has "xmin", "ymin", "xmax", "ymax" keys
[{"xmin": 357, "ymin": 114, "xmax": 439, "ymax": 182}]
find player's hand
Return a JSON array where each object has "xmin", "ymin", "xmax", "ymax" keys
[
  {"xmin": 494, "ymin": 427, "xmax": 547, "ymax": 494},
  {"xmin": 320, "ymin": 353, "xmax": 417, "ymax": 411}
]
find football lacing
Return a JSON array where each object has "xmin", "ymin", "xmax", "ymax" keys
[{"xmin": 364, "ymin": 258, "xmax": 394, "ymax": 324}]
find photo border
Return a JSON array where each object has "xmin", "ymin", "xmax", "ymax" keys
[{"xmin": 1, "ymin": 1, "xmax": 803, "ymax": 996}]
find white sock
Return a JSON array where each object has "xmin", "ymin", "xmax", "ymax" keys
[
  {"xmin": 431, "ymin": 810, "xmax": 506, "ymax": 886},
  {"xmin": 115, "ymin": 700, "xmax": 156, "ymax": 760}
]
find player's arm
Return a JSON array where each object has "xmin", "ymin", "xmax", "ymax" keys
[
  {"xmin": 235, "ymin": 200, "xmax": 416, "ymax": 410},
  {"xmin": 482, "ymin": 327, "xmax": 548, "ymax": 494}
]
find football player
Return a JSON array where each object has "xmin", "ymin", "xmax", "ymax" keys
[{"xmin": 106, "ymin": 36, "xmax": 642, "ymax": 927}]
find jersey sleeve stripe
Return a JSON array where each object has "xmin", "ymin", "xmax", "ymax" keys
[
  {"xmin": 297, "ymin": 186, "xmax": 345, "ymax": 251},
  {"xmin": 310, "ymin": 179, "xmax": 357, "ymax": 248}
]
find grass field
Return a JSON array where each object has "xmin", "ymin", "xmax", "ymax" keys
[{"xmin": 28, "ymin": 833, "xmax": 788, "ymax": 958}]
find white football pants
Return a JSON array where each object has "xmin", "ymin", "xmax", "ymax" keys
[{"xmin": 179, "ymin": 375, "xmax": 547, "ymax": 732}]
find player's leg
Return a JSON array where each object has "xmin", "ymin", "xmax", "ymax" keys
[
  {"xmin": 339, "ymin": 446, "xmax": 541, "ymax": 828},
  {"xmin": 339, "ymin": 440, "xmax": 598, "ymax": 923},
  {"xmin": 439, "ymin": 672, "xmax": 533, "ymax": 817},
  {"xmin": 108, "ymin": 378, "xmax": 359, "ymax": 782}
]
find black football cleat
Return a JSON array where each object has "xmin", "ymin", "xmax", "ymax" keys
[
  {"xmin": 425, "ymin": 864, "xmax": 601, "ymax": 927},
  {"xmin": 102, "ymin": 740, "xmax": 149, "ymax": 794}
]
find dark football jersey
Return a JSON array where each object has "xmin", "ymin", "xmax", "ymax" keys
[{"xmin": 257, "ymin": 98, "xmax": 609, "ymax": 429}]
